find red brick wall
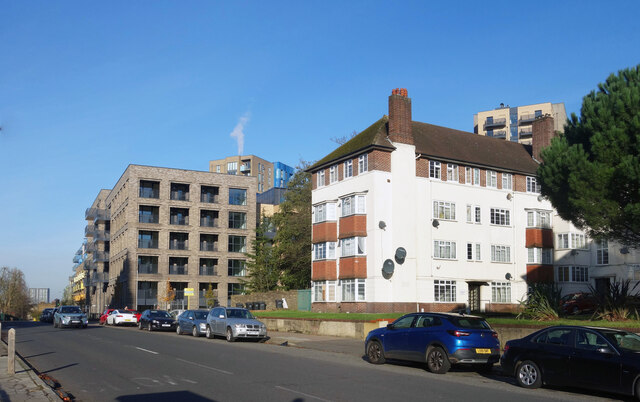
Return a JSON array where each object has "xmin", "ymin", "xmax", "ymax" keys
[
  {"xmin": 312, "ymin": 222, "xmax": 337, "ymax": 243},
  {"xmin": 312, "ymin": 302, "xmax": 466, "ymax": 313},
  {"xmin": 388, "ymin": 91, "xmax": 413, "ymax": 145},
  {"xmin": 485, "ymin": 303, "xmax": 521, "ymax": 313},
  {"xmin": 416, "ymin": 158, "xmax": 429, "ymax": 178},
  {"xmin": 532, "ymin": 116, "xmax": 555, "ymax": 162},
  {"xmin": 312, "ymin": 260, "xmax": 337, "ymax": 280},
  {"xmin": 514, "ymin": 174, "xmax": 526, "ymax": 192},
  {"xmin": 525, "ymin": 228, "xmax": 554, "ymax": 248},
  {"xmin": 339, "ymin": 215, "xmax": 367, "ymax": 238},
  {"xmin": 338, "ymin": 257, "xmax": 367, "ymax": 278},
  {"xmin": 526, "ymin": 264, "xmax": 554, "ymax": 283},
  {"xmin": 369, "ymin": 150, "xmax": 391, "ymax": 172}
]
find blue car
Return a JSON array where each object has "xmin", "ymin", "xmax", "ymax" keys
[
  {"xmin": 176, "ymin": 309, "xmax": 209, "ymax": 337},
  {"xmin": 365, "ymin": 312, "xmax": 499, "ymax": 374}
]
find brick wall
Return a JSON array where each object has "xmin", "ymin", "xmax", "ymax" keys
[
  {"xmin": 416, "ymin": 158, "xmax": 429, "ymax": 178},
  {"xmin": 231, "ymin": 289, "xmax": 299, "ymax": 311},
  {"xmin": 526, "ymin": 264, "xmax": 554, "ymax": 283},
  {"xmin": 338, "ymin": 215, "xmax": 366, "ymax": 238},
  {"xmin": 312, "ymin": 222, "xmax": 337, "ymax": 242},
  {"xmin": 485, "ymin": 303, "xmax": 521, "ymax": 314},
  {"xmin": 312, "ymin": 260, "xmax": 337, "ymax": 280},
  {"xmin": 338, "ymin": 257, "xmax": 367, "ymax": 279},
  {"xmin": 525, "ymin": 228, "xmax": 554, "ymax": 248},
  {"xmin": 388, "ymin": 90, "xmax": 413, "ymax": 145},
  {"xmin": 532, "ymin": 115, "xmax": 555, "ymax": 162},
  {"xmin": 312, "ymin": 301, "xmax": 466, "ymax": 313},
  {"xmin": 369, "ymin": 150, "xmax": 391, "ymax": 172}
]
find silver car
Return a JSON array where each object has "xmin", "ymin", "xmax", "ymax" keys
[
  {"xmin": 54, "ymin": 306, "xmax": 88, "ymax": 328},
  {"xmin": 205, "ymin": 307, "xmax": 267, "ymax": 342},
  {"xmin": 176, "ymin": 309, "xmax": 209, "ymax": 337}
]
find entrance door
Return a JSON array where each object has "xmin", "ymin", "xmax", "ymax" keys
[
  {"xmin": 595, "ymin": 278, "xmax": 610, "ymax": 295},
  {"xmin": 468, "ymin": 284, "xmax": 481, "ymax": 312}
]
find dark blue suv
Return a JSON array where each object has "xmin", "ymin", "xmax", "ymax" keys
[{"xmin": 365, "ymin": 312, "xmax": 499, "ymax": 374}]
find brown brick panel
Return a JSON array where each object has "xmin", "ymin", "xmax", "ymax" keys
[
  {"xmin": 312, "ymin": 302, "xmax": 466, "ymax": 314},
  {"xmin": 525, "ymin": 228, "xmax": 554, "ymax": 248},
  {"xmin": 369, "ymin": 150, "xmax": 391, "ymax": 172},
  {"xmin": 312, "ymin": 260, "xmax": 337, "ymax": 280},
  {"xmin": 338, "ymin": 257, "xmax": 367, "ymax": 278},
  {"xmin": 416, "ymin": 158, "xmax": 429, "ymax": 178},
  {"xmin": 484, "ymin": 303, "xmax": 521, "ymax": 313},
  {"xmin": 312, "ymin": 222, "xmax": 338, "ymax": 243},
  {"xmin": 514, "ymin": 174, "xmax": 527, "ymax": 192},
  {"xmin": 526, "ymin": 264, "xmax": 554, "ymax": 283},
  {"xmin": 339, "ymin": 215, "xmax": 367, "ymax": 238}
]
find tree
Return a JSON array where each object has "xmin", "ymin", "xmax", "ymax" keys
[
  {"xmin": 0, "ymin": 266, "xmax": 32, "ymax": 319},
  {"xmin": 204, "ymin": 283, "xmax": 217, "ymax": 308},
  {"xmin": 61, "ymin": 284, "xmax": 74, "ymax": 305},
  {"xmin": 244, "ymin": 216, "xmax": 280, "ymax": 292},
  {"xmin": 271, "ymin": 160, "xmax": 312, "ymax": 289},
  {"xmin": 538, "ymin": 65, "xmax": 640, "ymax": 245},
  {"xmin": 159, "ymin": 280, "xmax": 175, "ymax": 309}
]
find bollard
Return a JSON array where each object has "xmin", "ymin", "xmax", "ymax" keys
[{"xmin": 8, "ymin": 328, "xmax": 15, "ymax": 374}]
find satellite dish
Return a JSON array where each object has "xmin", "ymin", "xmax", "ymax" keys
[
  {"xmin": 537, "ymin": 195, "xmax": 544, "ymax": 202},
  {"xmin": 378, "ymin": 221, "xmax": 386, "ymax": 230},
  {"xmin": 382, "ymin": 259, "xmax": 395, "ymax": 279},
  {"xmin": 621, "ymin": 247, "xmax": 630, "ymax": 255},
  {"xmin": 432, "ymin": 219, "xmax": 440, "ymax": 228},
  {"xmin": 570, "ymin": 249, "xmax": 578, "ymax": 256},
  {"xmin": 395, "ymin": 247, "xmax": 406, "ymax": 264},
  {"xmin": 506, "ymin": 193, "xmax": 512, "ymax": 201},
  {"xmin": 505, "ymin": 273, "xmax": 512, "ymax": 280}
]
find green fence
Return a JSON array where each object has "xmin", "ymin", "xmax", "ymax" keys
[{"xmin": 297, "ymin": 289, "xmax": 311, "ymax": 311}]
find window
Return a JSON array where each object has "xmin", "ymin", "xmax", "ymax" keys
[
  {"xmin": 313, "ymin": 242, "xmax": 336, "ymax": 260},
  {"xmin": 526, "ymin": 176, "xmax": 541, "ymax": 193},
  {"xmin": 466, "ymin": 205, "xmax": 481, "ymax": 223},
  {"xmin": 491, "ymin": 245, "xmax": 511, "ymax": 263},
  {"xmin": 170, "ymin": 183, "xmax": 189, "ymax": 201},
  {"xmin": 216, "ymin": 165, "xmax": 221, "ymax": 173},
  {"xmin": 434, "ymin": 280, "xmax": 456, "ymax": 302},
  {"xmin": 329, "ymin": 165, "xmax": 338, "ymax": 183},
  {"xmin": 317, "ymin": 170, "xmax": 325, "ymax": 187},
  {"xmin": 138, "ymin": 256, "xmax": 158, "ymax": 274},
  {"xmin": 228, "ymin": 212, "xmax": 247, "ymax": 229},
  {"xmin": 227, "ymin": 162, "xmax": 237, "ymax": 175},
  {"xmin": 313, "ymin": 202, "xmax": 336, "ymax": 223},
  {"xmin": 429, "ymin": 161, "xmax": 441, "ymax": 179},
  {"xmin": 139, "ymin": 206, "xmax": 159, "ymax": 224},
  {"xmin": 447, "ymin": 164, "xmax": 459, "ymax": 182},
  {"xmin": 229, "ymin": 283, "xmax": 245, "ymax": 296},
  {"xmin": 341, "ymin": 279, "xmax": 365, "ymax": 302},
  {"xmin": 228, "ymin": 260, "xmax": 246, "ymax": 277},
  {"xmin": 228, "ymin": 235, "xmax": 246, "ymax": 253},
  {"xmin": 344, "ymin": 160, "xmax": 353, "ymax": 178},
  {"xmin": 490, "ymin": 208, "xmax": 510, "ymax": 226},
  {"xmin": 139, "ymin": 180, "xmax": 160, "ymax": 199},
  {"xmin": 487, "ymin": 170, "xmax": 497, "ymax": 188},
  {"xmin": 527, "ymin": 210, "xmax": 551, "ymax": 228},
  {"xmin": 466, "ymin": 243, "xmax": 481, "ymax": 261},
  {"xmin": 340, "ymin": 237, "xmax": 366, "ymax": 257},
  {"xmin": 138, "ymin": 231, "xmax": 158, "ymax": 249},
  {"xmin": 341, "ymin": 195, "xmax": 365, "ymax": 216},
  {"xmin": 491, "ymin": 282, "xmax": 511, "ymax": 303},
  {"xmin": 229, "ymin": 188, "xmax": 247, "ymax": 205},
  {"xmin": 465, "ymin": 167, "xmax": 480, "ymax": 185},
  {"xmin": 558, "ymin": 266, "xmax": 570, "ymax": 282},
  {"xmin": 201, "ymin": 186, "xmax": 219, "ymax": 203},
  {"xmin": 502, "ymin": 173, "xmax": 513, "ymax": 190},
  {"xmin": 558, "ymin": 266, "xmax": 589, "ymax": 282},
  {"xmin": 556, "ymin": 232, "xmax": 586, "ymax": 249},
  {"xmin": 433, "ymin": 201, "xmax": 456, "ymax": 220},
  {"xmin": 596, "ymin": 239, "xmax": 609, "ymax": 264},
  {"xmin": 358, "ymin": 154, "xmax": 368, "ymax": 174},
  {"xmin": 534, "ymin": 328, "xmax": 573, "ymax": 345},
  {"xmin": 433, "ymin": 240, "xmax": 456, "ymax": 259},
  {"xmin": 527, "ymin": 248, "xmax": 552, "ymax": 264},
  {"xmin": 313, "ymin": 280, "xmax": 336, "ymax": 302}
]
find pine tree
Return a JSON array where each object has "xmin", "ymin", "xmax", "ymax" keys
[{"xmin": 244, "ymin": 216, "xmax": 280, "ymax": 292}]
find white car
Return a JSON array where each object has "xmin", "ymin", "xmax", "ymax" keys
[{"xmin": 107, "ymin": 309, "xmax": 138, "ymax": 326}]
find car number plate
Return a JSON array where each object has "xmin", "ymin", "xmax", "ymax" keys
[
  {"xmin": 247, "ymin": 331, "xmax": 259, "ymax": 335},
  {"xmin": 71, "ymin": 320, "xmax": 80, "ymax": 323},
  {"xmin": 162, "ymin": 324, "xmax": 170, "ymax": 327},
  {"xmin": 475, "ymin": 348, "xmax": 491, "ymax": 354}
]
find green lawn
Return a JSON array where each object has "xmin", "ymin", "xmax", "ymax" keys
[{"xmin": 252, "ymin": 310, "xmax": 640, "ymax": 328}]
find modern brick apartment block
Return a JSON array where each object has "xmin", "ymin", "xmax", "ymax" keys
[
  {"xmin": 473, "ymin": 102, "xmax": 567, "ymax": 145},
  {"xmin": 209, "ymin": 155, "xmax": 294, "ymax": 193},
  {"xmin": 96, "ymin": 165, "xmax": 257, "ymax": 312},
  {"xmin": 84, "ymin": 189, "xmax": 111, "ymax": 315}
]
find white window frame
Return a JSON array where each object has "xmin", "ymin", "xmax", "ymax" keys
[
  {"xmin": 467, "ymin": 242, "xmax": 481, "ymax": 261},
  {"xmin": 466, "ymin": 204, "xmax": 481, "ymax": 224},
  {"xmin": 434, "ymin": 280, "xmax": 456, "ymax": 302},
  {"xmin": 340, "ymin": 279, "xmax": 365, "ymax": 302},
  {"xmin": 558, "ymin": 266, "xmax": 570, "ymax": 282},
  {"xmin": 465, "ymin": 167, "xmax": 480, "ymax": 186},
  {"xmin": 313, "ymin": 202, "xmax": 336, "ymax": 223},
  {"xmin": 358, "ymin": 154, "xmax": 368, "ymax": 174},
  {"xmin": 596, "ymin": 239, "xmax": 609, "ymax": 265},
  {"xmin": 312, "ymin": 242, "xmax": 336, "ymax": 261},
  {"xmin": 487, "ymin": 170, "xmax": 497, "ymax": 188},
  {"xmin": 527, "ymin": 210, "xmax": 551, "ymax": 228},
  {"xmin": 502, "ymin": 173, "xmax": 513, "ymax": 190},
  {"xmin": 527, "ymin": 248, "xmax": 552, "ymax": 264},
  {"xmin": 557, "ymin": 266, "xmax": 589, "ymax": 282},
  {"xmin": 429, "ymin": 161, "xmax": 441, "ymax": 180},
  {"xmin": 317, "ymin": 170, "xmax": 325, "ymax": 188},
  {"xmin": 329, "ymin": 165, "xmax": 338, "ymax": 184},
  {"xmin": 447, "ymin": 164, "xmax": 459, "ymax": 182},
  {"xmin": 491, "ymin": 245, "xmax": 511, "ymax": 263},
  {"xmin": 341, "ymin": 195, "xmax": 365, "ymax": 217},
  {"xmin": 433, "ymin": 201, "xmax": 456, "ymax": 221},
  {"xmin": 556, "ymin": 232, "xmax": 587, "ymax": 249},
  {"xmin": 491, "ymin": 282, "xmax": 511, "ymax": 303},
  {"xmin": 433, "ymin": 240, "xmax": 456, "ymax": 260},
  {"xmin": 490, "ymin": 208, "xmax": 511, "ymax": 226},
  {"xmin": 526, "ymin": 176, "xmax": 541, "ymax": 193},
  {"xmin": 313, "ymin": 280, "xmax": 336, "ymax": 302},
  {"xmin": 344, "ymin": 160, "xmax": 353, "ymax": 178},
  {"xmin": 340, "ymin": 237, "xmax": 366, "ymax": 257}
]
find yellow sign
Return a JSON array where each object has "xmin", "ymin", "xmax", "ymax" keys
[{"xmin": 184, "ymin": 288, "xmax": 194, "ymax": 296}]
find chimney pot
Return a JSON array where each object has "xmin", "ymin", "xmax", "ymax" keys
[{"xmin": 388, "ymin": 88, "xmax": 413, "ymax": 145}]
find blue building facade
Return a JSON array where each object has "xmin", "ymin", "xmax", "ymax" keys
[{"xmin": 273, "ymin": 162, "xmax": 295, "ymax": 189}]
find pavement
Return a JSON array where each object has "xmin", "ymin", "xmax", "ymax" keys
[
  {"xmin": 265, "ymin": 331, "xmax": 365, "ymax": 357},
  {"xmin": 0, "ymin": 340, "xmax": 59, "ymax": 401}
]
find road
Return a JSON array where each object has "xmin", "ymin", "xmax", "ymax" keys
[{"xmin": 4, "ymin": 322, "xmax": 627, "ymax": 401}]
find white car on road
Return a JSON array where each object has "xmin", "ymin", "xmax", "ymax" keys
[{"xmin": 107, "ymin": 309, "xmax": 138, "ymax": 326}]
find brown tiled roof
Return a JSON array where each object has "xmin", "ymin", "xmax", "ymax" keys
[{"xmin": 310, "ymin": 116, "xmax": 538, "ymax": 175}]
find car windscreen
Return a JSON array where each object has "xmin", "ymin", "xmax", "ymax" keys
[
  {"xmin": 149, "ymin": 311, "xmax": 171, "ymax": 318},
  {"xmin": 227, "ymin": 309, "xmax": 253, "ymax": 319},
  {"xmin": 603, "ymin": 330, "xmax": 640, "ymax": 352},
  {"xmin": 194, "ymin": 311, "xmax": 208, "ymax": 319},
  {"xmin": 60, "ymin": 307, "xmax": 82, "ymax": 314},
  {"xmin": 123, "ymin": 310, "xmax": 137, "ymax": 314},
  {"xmin": 449, "ymin": 317, "xmax": 491, "ymax": 329}
]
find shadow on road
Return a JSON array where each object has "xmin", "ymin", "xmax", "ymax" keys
[
  {"xmin": 23, "ymin": 351, "xmax": 55, "ymax": 359},
  {"xmin": 116, "ymin": 391, "xmax": 216, "ymax": 401},
  {"xmin": 42, "ymin": 362, "xmax": 78, "ymax": 374}
]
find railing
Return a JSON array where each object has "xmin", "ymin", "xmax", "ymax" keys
[
  {"xmin": 519, "ymin": 113, "xmax": 537, "ymax": 123},
  {"xmin": 73, "ymin": 255, "xmax": 82, "ymax": 264},
  {"xmin": 93, "ymin": 251, "xmax": 110, "ymax": 262},
  {"xmin": 138, "ymin": 264, "xmax": 158, "ymax": 274},
  {"xmin": 519, "ymin": 127, "xmax": 533, "ymax": 137},
  {"xmin": 137, "ymin": 289, "xmax": 158, "ymax": 306},
  {"xmin": 85, "ymin": 242, "xmax": 98, "ymax": 252},
  {"xmin": 483, "ymin": 117, "xmax": 506, "ymax": 129},
  {"xmin": 85, "ymin": 225, "xmax": 96, "ymax": 236},
  {"xmin": 200, "ymin": 242, "xmax": 217, "ymax": 252},
  {"xmin": 170, "ymin": 216, "xmax": 189, "ymax": 225},
  {"xmin": 200, "ymin": 217, "xmax": 218, "ymax": 227},
  {"xmin": 93, "ymin": 230, "xmax": 110, "ymax": 241},
  {"xmin": 490, "ymin": 130, "xmax": 507, "ymax": 138},
  {"xmin": 91, "ymin": 272, "xmax": 109, "ymax": 284},
  {"xmin": 169, "ymin": 240, "xmax": 188, "ymax": 250},
  {"xmin": 169, "ymin": 266, "xmax": 188, "ymax": 275},
  {"xmin": 200, "ymin": 194, "xmax": 219, "ymax": 203},
  {"xmin": 170, "ymin": 192, "xmax": 189, "ymax": 201},
  {"xmin": 199, "ymin": 266, "xmax": 217, "ymax": 276},
  {"xmin": 139, "ymin": 188, "xmax": 159, "ymax": 199},
  {"xmin": 240, "ymin": 163, "xmax": 251, "ymax": 172},
  {"xmin": 139, "ymin": 215, "xmax": 159, "ymax": 224},
  {"xmin": 85, "ymin": 208, "xmax": 110, "ymax": 221},
  {"xmin": 138, "ymin": 239, "xmax": 159, "ymax": 249},
  {"xmin": 170, "ymin": 300, "xmax": 187, "ymax": 310}
]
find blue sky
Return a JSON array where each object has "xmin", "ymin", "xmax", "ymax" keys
[{"xmin": 1, "ymin": 1, "xmax": 639, "ymax": 300}]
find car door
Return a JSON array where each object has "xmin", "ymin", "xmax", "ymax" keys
[
  {"xmin": 215, "ymin": 309, "xmax": 227, "ymax": 334},
  {"xmin": 405, "ymin": 315, "xmax": 442, "ymax": 362},
  {"xmin": 531, "ymin": 328, "xmax": 574, "ymax": 385},
  {"xmin": 383, "ymin": 315, "xmax": 416, "ymax": 360},
  {"xmin": 570, "ymin": 329, "xmax": 622, "ymax": 392}
]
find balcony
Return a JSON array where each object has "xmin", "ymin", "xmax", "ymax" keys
[
  {"xmin": 169, "ymin": 239, "xmax": 189, "ymax": 250},
  {"xmin": 483, "ymin": 117, "xmax": 506, "ymax": 129},
  {"xmin": 199, "ymin": 266, "xmax": 217, "ymax": 276},
  {"xmin": 169, "ymin": 265, "xmax": 188, "ymax": 275},
  {"xmin": 170, "ymin": 183, "xmax": 190, "ymax": 201},
  {"xmin": 200, "ymin": 186, "xmax": 219, "ymax": 203},
  {"xmin": 200, "ymin": 217, "xmax": 219, "ymax": 228},
  {"xmin": 85, "ymin": 225, "xmax": 96, "ymax": 237},
  {"xmin": 519, "ymin": 113, "xmax": 537, "ymax": 124},
  {"xmin": 137, "ymin": 289, "xmax": 158, "ymax": 306},
  {"xmin": 138, "ymin": 239, "xmax": 159, "ymax": 249},
  {"xmin": 73, "ymin": 255, "xmax": 82, "ymax": 264},
  {"xmin": 93, "ymin": 251, "xmax": 110, "ymax": 262},
  {"xmin": 93, "ymin": 230, "xmax": 110, "ymax": 242},
  {"xmin": 85, "ymin": 208, "xmax": 110, "ymax": 222},
  {"xmin": 139, "ymin": 181, "xmax": 160, "ymax": 199},
  {"xmin": 200, "ymin": 241, "xmax": 218, "ymax": 252},
  {"xmin": 490, "ymin": 130, "xmax": 507, "ymax": 139},
  {"xmin": 519, "ymin": 127, "xmax": 533, "ymax": 137},
  {"xmin": 139, "ymin": 214, "xmax": 159, "ymax": 224},
  {"xmin": 170, "ymin": 216, "xmax": 189, "ymax": 225},
  {"xmin": 91, "ymin": 272, "xmax": 109, "ymax": 284},
  {"xmin": 240, "ymin": 163, "xmax": 251, "ymax": 173},
  {"xmin": 138, "ymin": 263, "xmax": 158, "ymax": 274}
]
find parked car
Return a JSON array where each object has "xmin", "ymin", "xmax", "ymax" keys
[
  {"xmin": 40, "ymin": 308, "xmax": 54, "ymax": 323},
  {"xmin": 53, "ymin": 306, "xmax": 88, "ymax": 329},
  {"xmin": 106, "ymin": 309, "xmax": 138, "ymax": 326},
  {"xmin": 365, "ymin": 313, "xmax": 500, "ymax": 374},
  {"xmin": 176, "ymin": 309, "xmax": 209, "ymax": 337},
  {"xmin": 205, "ymin": 307, "xmax": 267, "ymax": 342},
  {"xmin": 138, "ymin": 310, "xmax": 176, "ymax": 331},
  {"xmin": 170, "ymin": 309, "xmax": 186, "ymax": 319},
  {"xmin": 560, "ymin": 293, "xmax": 597, "ymax": 314},
  {"xmin": 99, "ymin": 309, "xmax": 116, "ymax": 325},
  {"xmin": 501, "ymin": 325, "xmax": 640, "ymax": 398}
]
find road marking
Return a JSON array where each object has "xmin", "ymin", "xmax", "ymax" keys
[
  {"xmin": 135, "ymin": 347, "xmax": 159, "ymax": 355},
  {"xmin": 275, "ymin": 386, "xmax": 333, "ymax": 402},
  {"xmin": 175, "ymin": 358, "xmax": 233, "ymax": 375}
]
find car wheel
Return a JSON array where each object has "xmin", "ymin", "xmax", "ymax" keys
[
  {"xmin": 206, "ymin": 325, "xmax": 214, "ymax": 339},
  {"xmin": 426, "ymin": 346, "xmax": 451, "ymax": 374},
  {"xmin": 226, "ymin": 327, "xmax": 235, "ymax": 342},
  {"xmin": 192, "ymin": 326, "xmax": 198, "ymax": 337},
  {"xmin": 366, "ymin": 340, "xmax": 386, "ymax": 364},
  {"xmin": 147, "ymin": 323, "xmax": 153, "ymax": 332},
  {"xmin": 53, "ymin": 320, "xmax": 57, "ymax": 328},
  {"xmin": 516, "ymin": 360, "xmax": 542, "ymax": 389},
  {"xmin": 176, "ymin": 325, "xmax": 182, "ymax": 335},
  {"xmin": 138, "ymin": 321, "xmax": 143, "ymax": 330},
  {"xmin": 572, "ymin": 306, "xmax": 580, "ymax": 315}
]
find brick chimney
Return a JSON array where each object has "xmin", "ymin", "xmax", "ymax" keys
[
  {"xmin": 532, "ymin": 115, "xmax": 556, "ymax": 162},
  {"xmin": 388, "ymin": 88, "xmax": 413, "ymax": 145}
]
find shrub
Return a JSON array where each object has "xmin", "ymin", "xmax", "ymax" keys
[
  {"xmin": 517, "ymin": 283, "xmax": 563, "ymax": 321},
  {"xmin": 590, "ymin": 279, "xmax": 640, "ymax": 321}
]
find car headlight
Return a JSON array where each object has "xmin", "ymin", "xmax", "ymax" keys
[
  {"xmin": 234, "ymin": 324, "xmax": 246, "ymax": 329},
  {"xmin": 152, "ymin": 320, "xmax": 159, "ymax": 324},
  {"xmin": 199, "ymin": 323, "xmax": 206, "ymax": 330}
]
